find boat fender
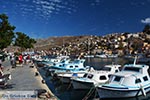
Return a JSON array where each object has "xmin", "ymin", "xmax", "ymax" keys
[
  {"xmin": 35, "ymin": 72, "xmax": 39, "ymax": 76},
  {"xmin": 42, "ymin": 80, "xmax": 45, "ymax": 84},
  {"xmin": 72, "ymin": 73, "xmax": 78, "ymax": 77},
  {"xmin": 140, "ymin": 84, "xmax": 146, "ymax": 97}
]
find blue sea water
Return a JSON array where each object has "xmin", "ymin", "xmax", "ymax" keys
[{"xmin": 39, "ymin": 57, "xmax": 150, "ymax": 100}]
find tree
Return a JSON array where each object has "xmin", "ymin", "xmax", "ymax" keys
[
  {"xmin": 0, "ymin": 14, "xmax": 15, "ymax": 49},
  {"xmin": 143, "ymin": 24, "xmax": 150, "ymax": 43},
  {"xmin": 14, "ymin": 32, "xmax": 36, "ymax": 51},
  {"xmin": 130, "ymin": 37, "xmax": 143, "ymax": 53},
  {"xmin": 143, "ymin": 24, "xmax": 150, "ymax": 34}
]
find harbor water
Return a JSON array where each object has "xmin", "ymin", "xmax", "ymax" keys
[{"xmin": 38, "ymin": 57, "xmax": 150, "ymax": 100}]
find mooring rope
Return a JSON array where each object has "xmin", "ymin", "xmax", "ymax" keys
[
  {"xmin": 66, "ymin": 81, "xmax": 72, "ymax": 90},
  {"xmin": 82, "ymin": 86, "xmax": 96, "ymax": 100}
]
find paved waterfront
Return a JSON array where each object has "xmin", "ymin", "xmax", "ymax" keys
[{"xmin": 1, "ymin": 60, "xmax": 58, "ymax": 100}]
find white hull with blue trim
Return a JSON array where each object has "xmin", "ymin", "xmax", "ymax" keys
[
  {"xmin": 97, "ymin": 62, "xmax": 150, "ymax": 99},
  {"xmin": 97, "ymin": 83, "xmax": 150, "ymax": 98},
  {"xmin": 72, "ymin": 65, "xmax": 121, "ymax": 90}
]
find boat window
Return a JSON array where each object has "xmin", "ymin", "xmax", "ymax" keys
[
  {"xmin": 83, "ymin": 73, "xmax": 88, "ymax": 77},
  {"xmin": 88, "ymin": 74, "xmax": 93, "ymax": 79},
  {"xmin": 70, "ymin": 66, "xmax": 73, "ymax": 68},
  {"xmin": 100, "ymin": 75, "xmax": 107, "ymax": 80},
  {"xmin": 59, "ymin": 65, "xmax": 62, "ymax": 67},
  {"xmin": 79, "ymin": 69, "xmax": 84, "ymax": 71},
  {"xmin": 115, "ymin": 70, "xmax": 118, "ymax": 73},
  {"xmin": 113, "ymin": 76, "xmax": 122, "ymax": 82},
  {"xmin": 124, "ymin": 67, "xmax": 140, "ymax": 72},
  {"xmin": 75, "ymin": 66, "xmax": 78, "ymax": 68},
  {"xmin": 108, "ymin": 75, "xmax": 111, "ymax": 78},
  {"xmin": 61, "ymin": 60, "xmax": 65, "ymax": 63},
  {"xmin": 135, "ymin": 79, "xmax": 141, "ymax": 84},
  {"xmin": 143, "ymin": 76, "xmax": 148, "ymax": 81}
]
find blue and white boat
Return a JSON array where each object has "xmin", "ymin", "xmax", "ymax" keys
[
  {"xmin": 54, "ymin": 68, "xmax": 92, "ymax": 83},
  {"xmin": 49, "ymin": 59, "xmax": 86, "ymax": 70},
  {"xmin": 48, "ymin": 59, "xmax": 87, "ymax": 77},
  {"xmin": 71, "ymin": 64, "xmax": 121, "ymax": 89},
  {"xmin": 97, "ymin": 58, "xmax": 150, "ymax": 98},
  {"xmin": 42, "ymin": 57, "xmax": 71, "ymax": 67},
  {"xmin": 95, "ymin": 54, "xmax": 108, "ymax": 58}
]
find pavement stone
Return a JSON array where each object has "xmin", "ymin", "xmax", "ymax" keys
[{"xmin": 1, "ymin": 60, "xmax": 58, "ymax": 100}]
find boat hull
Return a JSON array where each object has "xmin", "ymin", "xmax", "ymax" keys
[
  {"xmin": 72, "ymin": 79, "xmax": 94, "ymax": 89},
  {"xmin": 97, "ymin": 86, "xmax": 150, "ymax": 99},
  {"xmin": 59, "ymin": 76, "xmax": 71, "ymax": 83}
]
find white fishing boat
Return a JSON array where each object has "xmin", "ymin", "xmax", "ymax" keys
[
  {"xmin": 49, "ymin": 59, "xmax": 86, "ymax": 70},
  {"xmin": 43, "ymin": 57, "xmax": 71, "ymax": 67},
  {"xmin": 107, "ymin": 54, "xmax": 118, "ymax": 58},
  {"xmin": 84, "ymin": 55, "xmax": 94, "ymax": 58},
  {"xmin": 97, "ymin": 57, "xmax": 150, "ymax": 99},
  {"xmin": 95, "ymin": 54, "xmax": 108, "ymax": 58},
  {"xmin": 71, "ymin": 64, "xmax": 121, "ymax": 89},
  {"xmin": 48, "ymin": 59, "xmax": 87, "ymax": 77},
  {"xmin": 54, "ymin": 66, "xmax": 94, "ymax": 83}
]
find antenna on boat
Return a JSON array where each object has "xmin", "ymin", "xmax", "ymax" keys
[{"xmin": 133, "ymin": 56, "xmax": 138, "ymax": 65}]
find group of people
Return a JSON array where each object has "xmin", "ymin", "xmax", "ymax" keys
[
  {"xmin": 0, "ymin": 59, "xmax": 4, "ymax": 76},
  {"xmin": 10, "ymin": 54, "xmax": 30, "ymax": 67}
]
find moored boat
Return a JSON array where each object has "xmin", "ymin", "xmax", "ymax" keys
[
  {"xmin": 55, "ymin": 69, "xmax": 91, "ymax": 83},
  {"xmin": 71, "ymin": 64, "xmax": 121, "ymax": 90},
  {"xmin": 97, "ymin": 59, "xmax": 150, "ymax": 99},
  {"xmin": 47, "ymin": 59, "xmax": 88, "ymax": 77}
]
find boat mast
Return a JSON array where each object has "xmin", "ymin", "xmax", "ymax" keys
[{"xmin": 133, "ymin": 56, "xmax": 138, "ymax": 65}]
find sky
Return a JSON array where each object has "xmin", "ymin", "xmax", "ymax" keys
[{"xmin": 0, "ymin": 0, "xmax": 150, "ymax": 38}]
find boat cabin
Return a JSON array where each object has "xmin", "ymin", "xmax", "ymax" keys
[
  {"xmin": 109, "ymin": 64, "xmax": 150, "ymax": 86},
  {"xmin": 81, "ymin": 65, "xmax": 122, "ymax": 84},
  {"xmin": 83, "ymin": 71, "xmax": 109, "ymax": 84}
]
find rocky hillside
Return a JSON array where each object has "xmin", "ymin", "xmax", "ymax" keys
[{"xmin": 34, "ymin": 36, "xmax": 90, "ymax": 50}]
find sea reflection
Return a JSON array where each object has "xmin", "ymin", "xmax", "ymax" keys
[
  {"xmin": 54, "ymin": 82, "xmax": 150, "ymax": 100},
  {"xmin": 85, "ymin": 57, "xmax": 127, "ymax": 70},
  {"xmin": 54, "ymin": 83, "xmax": 97, "ymax": 100},
  {"xmin": 102, "ymin": 92, "xmax": 150, "ymax": 100}
]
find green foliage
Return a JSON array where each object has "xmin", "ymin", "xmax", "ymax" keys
[
  {"xmin": 14, "ymin": 32, "xmax": 36, "ymax": 50},
  {"xmin": 0, "ymin": 14, "xmax": 15, "ymax": 49},
  {"xmin": 130, "ymin": 37, "xmax": 143, "ymax": 52},
  {"xmin": 143, "ymin": 24, "xmax": 150, "ymax": 43},
  {"xmin": 0, "ymin": 13, "xmax": 36, "ymax": 50}
]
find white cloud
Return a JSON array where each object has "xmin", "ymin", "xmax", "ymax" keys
[
  {"xmin": 56, "ymin": 4, "xmax": 65, "ymax": 9},
  {"xmin": 90, "ymin": 0, "xmax": 102, "ymax": 6},
  {"xmin": 40, "ymin": 1, "xmax": 50, "ymax": 5},
  {"xmin": 12, "ymin": 0, "xmax": 77, "ymax": 20},
  {"xmin": 42, "ymin": 5, "xmax": 55, "ymax": 10},
  {"xmin": 141, "ymin": 18, "xmax": 150, "ymax": 24},
  {"xmin": 53, "ymin": 0, "xmax": 62, "ymax": 3}
]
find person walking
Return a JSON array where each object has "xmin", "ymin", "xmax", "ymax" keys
[
  {"xmin": 10, "ymin": 55, "xmax": 15, "ymax": 68},
  {"xmin": 0, "ymin": 59, "xmax": 3, "ymax": 71}
]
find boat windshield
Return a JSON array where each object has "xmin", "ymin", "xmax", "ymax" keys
[
  {"xmin": 87, "ymin": 74, "xmax": 93, "ymax": 79},
  {"xmin": 123, "ymin": 67, "xmax": 141, "ymax": 72},
  {"xmin": 83, "ymin": 73, "xmax": 88, "ymax": 77}
]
